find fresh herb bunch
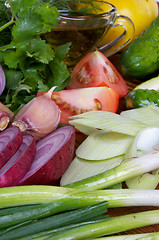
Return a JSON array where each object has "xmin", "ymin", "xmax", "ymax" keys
[{"xmin": 0, "ymin": 0, "xmax": 73, "ymax": 113}]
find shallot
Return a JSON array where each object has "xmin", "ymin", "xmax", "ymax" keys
[
  {"xmin": 0, "ymin": 134, "xmax": 36, "ymax": 188},
  {"xmin": 12, "ymin": 87, "xmax": 61, "ymax": 141},
  {"xmin": 20, "ymin": 125, "xmax": 75, "ymax": 185}
]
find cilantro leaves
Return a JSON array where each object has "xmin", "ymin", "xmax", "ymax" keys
[{"xmin": 0, "ymin": 0, "xmax": 70, "ymax": 112}]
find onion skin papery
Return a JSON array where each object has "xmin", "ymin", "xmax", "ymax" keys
[
  {"xmin": 0, "ymin": 102, "xmax": 14, "ymax": 131},
  {"xmin": 12, "ymin": 87, "xmax": 61, "ymax": 141},
  {"xmin": 0, "ymin": 65, "xmax": 5, "ymax": 96}
]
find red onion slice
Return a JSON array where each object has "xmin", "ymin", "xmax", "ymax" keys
[
  {"xmin": 0, "ymin": 134, "xmax": 36, "ymax": 188},
  {"xmin": 0, "ymin": 65, "xmax": 5, "ymax": 96},
  {"xmin": 20, "ymin": 125, "xmax": 75, "ymax": 185},
  {"xmin": 0, "ymin": 126, "xmax": 23, "ymax": 169}
]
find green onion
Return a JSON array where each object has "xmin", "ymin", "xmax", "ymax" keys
[
  {"xmin": 60, "ymin": 155, "xmax": 124, "ymax": 186},
  {"xmin": 38, "ymin": 209, "xmax": 159, "ymax": 240},
  {"xmin": 13, "ymin": 218, "xmax": 109, "ymax": 240},
  {"xmin": 65, "ymin": 151, "xmax": 159, "ymax": 190},
  {"xmin": 91, "ymin": 232, "xmax": 159, "ymax": 240},
  {"xmin": 0, "ymin": 202, "xmax": 108, "ymax": 239},
  {"xmin": 0, "ymin": 186, "xmax": 159, "ymax": 209}
]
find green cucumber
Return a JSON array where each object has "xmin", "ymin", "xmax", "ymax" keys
[
  {"xmin": 125, "ymin": 89, "xmax": 159, "ymax": 109},
  {"xmin": 120, "ymin": 16, "xmax": 159, "ymax": 78}
]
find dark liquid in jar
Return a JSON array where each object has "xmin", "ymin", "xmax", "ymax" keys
[{"xmin": 43, "ymin": 21, "xmax": 109, "ymax": 67}]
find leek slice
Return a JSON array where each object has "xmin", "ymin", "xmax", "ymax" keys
[
  {"xmin": 125, "ymin": 127, "xmax": 159, "ymax": 189},
  {"xmin": 76, "ymin": 132, "xmax": 133, "ymax": 160},
  {"xmin": 60, "ymin": 155, "xmax": 124, "ymax": 186},
  {"xmin": 120, "ymin": 106, "xmax": 159, "ymax": 126},
  {"xmin": 69, "ymin": 111, "xmax": 146, "ymax": 136}
]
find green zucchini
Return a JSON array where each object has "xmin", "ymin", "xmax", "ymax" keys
[
  {"xmin": 120, "ymin": 16, "xmax": 159, "ymax": 78},
  {"xmin": 0, "ymin": 201, "xmax": 108, "ymax": 240},
  {"xmin": 125, "ymin": 89, "xmax": 159, "ymax": 109}
]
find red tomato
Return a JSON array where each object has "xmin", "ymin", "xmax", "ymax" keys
[
  {"xmin": 51, "ymin": 87, "xmax": 119, "ymax": 124},
  {"xmin": 67, "ymin": 51, "xmax": 128, "ymax": 98}
]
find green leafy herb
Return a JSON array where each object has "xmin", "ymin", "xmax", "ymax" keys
[{"xmin": 0, "ymin": 0, "xmax": 71, "ymax": 112}]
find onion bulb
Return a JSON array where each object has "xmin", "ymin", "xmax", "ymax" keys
[
  {"xmin": 12, "ymin": 87, "xmax": 61, "ymax": 141},
  {"xmin": 0, "ymin": 102, "xmax": 14, "ymax": 131},
  {"xmin": 0, "ymin": 65, "xmax": 5, "ymax": 96}
]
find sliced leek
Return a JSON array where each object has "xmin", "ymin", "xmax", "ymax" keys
[
  {"xmin": 125, "ymin": 127, "xmax": 159, "ymax": 189},
  {"xmin": 120, "ymin": 106, "xmax": 159, "ymax": 126},
  {"xmin": 76, "ymin": 132, "xmax": 133, "ymax": 160},
  {"xmin": 65, "ymin": 151, "xmax": 159, "ymax": 190},
  {"xmin": 60, "ymin": 155, "xmax": 124, "ymax": 186},
  {"xmin": 69, "ymin": 111, "xmax": 147, "ymax": 136}
]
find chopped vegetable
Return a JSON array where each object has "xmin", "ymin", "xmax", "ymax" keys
[
  {"xmin": 19, "ymin": 125, "xmax": 75, "ymax": 185},
  {"xmin": 68, "ymin": 51, "xmax": 128, "ymax": 98},
  {"xmin": 12, "ymin": 87, "xmax": 61, "ymax": 141},
  {"xmin": 0, "ymin": 126, "xmax": 23, "ymax": 168},
  {"xmin": 51, "ymin": 87, "xmax": 119, "ymax": 124},
  {"xmin": 76, "ymin": 132, "xmax": 133, "ymax": 160},
  {"xmin": 0, "ymin": 102, "xmax": 14, "ymax": 131},
  {"xmin": 69, "ymin": 110, "xmax": 147, "ymax": 136},
  {"xmin": 65, "ymin": 151, "xmax": 159, "ymax": 190},
  {"xmin": 60, "ymin": 155, "xmax": 124, "ymax": 186},
  {"xmin": 0, "ymin": 134, "xmax": 36, "ymax": 188}
]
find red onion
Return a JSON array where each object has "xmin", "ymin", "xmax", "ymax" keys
[
  {"xmin": 0, "ymin": 65, "xmax": 5, "ymax": 96},
  {"xmin": 12, "ymin": 87, "xmax": 61, "ymax": 141},
  {"xmin": 0, "ymin": 134, "xmax": 36, "ymax": 188},
  {"xmin": 0, "ymin": 126, "xmax": 23, "ymax": 169},
  {"xmin": 20, "ymin": 125, "xmax": 75, "ymax": 185},
  {"xmin": 0, "ymin": 102, "xmax": 14, "ymax": 131}
]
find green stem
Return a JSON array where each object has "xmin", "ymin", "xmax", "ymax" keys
[
  {"xmin": 43, "ymin": 209, "xmax": 159, "ymax": 240},
  {"xmin": 0, "ymin": 186, "xmax": 159, "ymax": 209},
  {"xmin": 65, "ymin": 151, "xmax": 159, "ymax": 190},
  {"xmin": 0, "ymin": 18, "xmax": 14, "ymax": 32}
]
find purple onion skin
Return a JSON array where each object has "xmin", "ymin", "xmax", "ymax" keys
[
  {"xmin": 0, "ymin": 126, "xmax": 23, "ymax": 169},
  {"xmin": 0, "ymin": 134, "xmax": 36, "ymax": 188},
  {"xmin": 20, "ymin": 125, "xmax": 75, "ymax": 186},
  {"xmin": 0, "ymin": 65, "xmax": 5, "ymax": 96}
]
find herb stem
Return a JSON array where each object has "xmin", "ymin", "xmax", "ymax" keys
[{"xmin": 0, "ymin": 18, "xmax": 14, "ymax": 32}]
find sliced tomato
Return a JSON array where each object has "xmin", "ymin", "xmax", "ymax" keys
[
  {"xmin": 51, "ymin": 87, "xmax": 119, "ymax": 124},
  {"xmin": 67, "ymin": 50, "xmax": 128, "ymax": 98}
]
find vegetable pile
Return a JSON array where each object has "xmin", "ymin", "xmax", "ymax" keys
[{"xmin": 0, "ymin": 0, "xmax": 159, "ymax": 238}]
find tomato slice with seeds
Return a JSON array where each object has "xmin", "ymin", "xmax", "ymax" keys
[
  {"xmin": 51, "ymin": 87, "xmax": 119, "ymax": 124},
  {"xmin": 67, "ymin": 51, "xmax": 128, "ymax": 98}
]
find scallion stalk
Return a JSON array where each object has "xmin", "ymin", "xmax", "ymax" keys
[
  {"xmin": 40, "ymin": 209, "xmax": 159, "ymax": 240},
  {"xmin": 91, "ymin": 232, "xmax": 159, "ymax": 240},
  {"xmin": 0, "ymin": 186, "xmax": 159, "ymax": 209},
  {"xmin": 65, "ymin": 151, "xmax": 159, "ymax": 190}
]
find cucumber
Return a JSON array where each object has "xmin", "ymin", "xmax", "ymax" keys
[
  {"xmin": 120, "ymin": 16, "xmax": 159, "ymax": 78},
  {"xmin": 125, "ymin": 89, "xmax": 159, "ymax": 109}
]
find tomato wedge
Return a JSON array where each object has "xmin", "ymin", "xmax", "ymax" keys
[
  {"xmin": 51, "ymin": 87, "xmax": 119, "ymax": 124},
  {"xmin": 67, "ymin": 51, "xmax": 128, "ymax": 98}
]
